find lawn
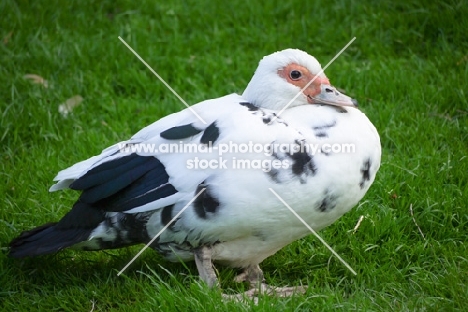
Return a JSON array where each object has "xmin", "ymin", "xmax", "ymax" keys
[{"xmin": 1, "ymin": 0, "xmax": 467, "ymax": 311}]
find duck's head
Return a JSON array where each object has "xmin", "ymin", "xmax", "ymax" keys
[{"xmin": 242, "ymin": 49, "xmax": 357, "ymax": 110}]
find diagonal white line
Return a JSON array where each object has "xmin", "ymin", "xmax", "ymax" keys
[
  {"xmin": 117, "ymin": 188, "xmax": 206, "ymax": 276},
  {"xmin": 268, "ymin": 188, "xmax": 357, "ymax": 275},
  {"xmin": 270, "ymin": 37, "xmax": 356, "ymax": 124},
  {"xmin": 118, "ymin": 36, "xmax": 207, "ymax": 124}
]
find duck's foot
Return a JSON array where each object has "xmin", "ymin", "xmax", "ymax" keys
[
  {"xmin": 193, "ymin": 252, "xmax": 306, "ymax": 302},
  {"xmin": 194, "ymin": 246, "xmax": 218, "ymax": 288},
  {"xmin": 223, "ymin": 283, "xmax": 307, "ymax": 304},
  {"xmin": 233, "ymin": 264, "xmax": 265, "ymax": 284},
  {"xmin": 224, "ymin": 265, "xmax": 307, "ymax": 303}
]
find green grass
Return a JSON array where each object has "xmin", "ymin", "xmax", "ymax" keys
[{"xmin": 1, "ymin": 0, "xmax": 467, "ymax": 310}]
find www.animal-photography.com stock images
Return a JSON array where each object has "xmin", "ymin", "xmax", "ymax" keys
[{"xmin": 1, "ymin": 1, "xmax": 467, "ymax": 311}]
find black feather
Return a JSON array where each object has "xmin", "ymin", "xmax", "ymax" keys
[
  {"xmin": 161, "ymin": 205, "xmax": 175, "ymax": 226},
  {"xmin": 8, "ymin": 202, "xmax": 104, "ymax": 258},
  {"xmin": 200, "ymin": 122, "xmax": 220, "ymax": 145},
  {"xmin": 70, "ymin": 154, "xmax": 148, "ymax": 190},
  {"xmin": 160, "ymin": 124, "xmax": 202, "ymax": 140},
  {"xmin": 193, "ymin": 184, "xmax": 220, "ymax": 219},
  {"xmin": 78, "ymin": 156, "xmax": 161, "ymax": 204},
  {"xmin": 359, "ymin": 158, "xmax": 372, "ymax": 189},
  {"xmin": 93, "ymin": 161, "xmax": 176, "ymax": 211},
  {"xmin": 239, "ymin": 102, "xmax": 259, "ymax": 111},
  {"xmin": 102, "ymin": 183, "xmax": 177, "ymax": 212}
]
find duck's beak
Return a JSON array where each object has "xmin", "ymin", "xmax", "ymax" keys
[{"xmin": 308, "ymin": 84, "xmax": 358, "ymax": 107}]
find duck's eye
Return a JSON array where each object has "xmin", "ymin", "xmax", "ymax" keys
[{"xmin": 289, "ymin": 70, "xmax": 302, "ymax": 80}]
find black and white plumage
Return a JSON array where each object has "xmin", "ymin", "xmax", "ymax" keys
[{"xmin": 9, "ymin": 49, "xmax": 381, "ymax": 295}]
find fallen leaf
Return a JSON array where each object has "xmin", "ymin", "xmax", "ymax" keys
[
  {"xmin": 24, "ymin": 74, "xmax": 49, "ymax": 88},
  {"xmin": 59, "ymin": 95, "xmax": 83, "ymax": 117},
  {"xmin": 457, "ymin": 55, "xmax": 468, "ymax": 65},
  {"xmin": 3, "ymin": 31, "xmax": 13, "ymax": 45}
]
